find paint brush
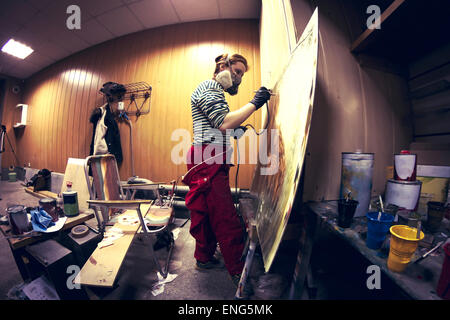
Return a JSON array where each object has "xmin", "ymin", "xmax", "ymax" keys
[
  {"xmin": 379, "ymin": 195, "xmax": 384, "ymax": 212},
  {"xmin": 413, "ymin": 240, "xmax": 445, "ymax": 264},
  {"xmin": 346, "ymin": 190, "xmax": 352, "ymax": 202},
  {"xmin": 377, "ymin": 195, "xmax": 384, "ymax": 221},
  {"xmin": 254, "ymin": 90, "xmax": 276, "ymax": 96},
  {"xmin": 416, "ymin": 221, "xmax": 421, "ymax": 239}
]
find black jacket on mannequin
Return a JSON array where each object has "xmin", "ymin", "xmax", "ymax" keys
[{"xmin": 89, "ymin": 103, "xmax": 123, "ymax": 165}]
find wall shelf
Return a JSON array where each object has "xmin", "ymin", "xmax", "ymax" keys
[
  {"xmin": 351, "ymin": 0, "xmax": 450, "ymax": 72},
  {"xmin": 14, "ymin": 104, "xmax": 28, "ymax": 128}
]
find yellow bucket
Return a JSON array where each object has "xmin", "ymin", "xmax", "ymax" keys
[{"xmin": 387, "ymin": 225, "xmax": 424, "ymax": 273}]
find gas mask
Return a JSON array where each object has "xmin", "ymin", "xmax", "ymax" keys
[
  {"xmin": 227, "ymin": 71, "xmax": 241, "ymax": 95},
  {"xmin": 215, "ymin": 64, "xmax": 242, "ymax": 96}
]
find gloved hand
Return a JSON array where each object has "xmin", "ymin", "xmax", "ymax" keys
[{"xmin": 250, "ymin": 87, "xmax": 272, "ymax": 110}]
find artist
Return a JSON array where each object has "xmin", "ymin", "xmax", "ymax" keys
[{"xmin": 182, "ymin": 53, "xmax": 271, "ymax": 286}]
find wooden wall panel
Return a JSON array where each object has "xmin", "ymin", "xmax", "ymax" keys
[
  {"xmin": 408, "ymin": 43, "xmax": 450, "ymax": 143},
  {"xmin": 1, "ymin": 19, "xmax": 261, "ymax": 188}
]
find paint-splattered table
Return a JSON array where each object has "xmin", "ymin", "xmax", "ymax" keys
[
  {"xmin": 307, "ymin": 201, "xmax": 449, "ymax": 300},
  {"xmin": 0, "ymin": 211, "xmax": 94, "ymax": 281}
]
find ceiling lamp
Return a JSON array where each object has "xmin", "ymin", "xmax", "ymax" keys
[{"xmin": 1, "ymin": 39, "xmax": 34, "ymax": 59}]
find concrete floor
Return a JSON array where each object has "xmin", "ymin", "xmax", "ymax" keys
[
  {"xmin": 0, "ymin": 180, "xmax": 269, "ymax": 300},
  {"xmin": 0, "ymin": 180, "xmax": 412, "ymax": 300}
]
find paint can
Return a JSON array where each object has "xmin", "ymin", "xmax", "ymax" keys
[
  {"xmin": 39, "ymin": 198, "xmax": 58, "ymax": 222},
  {"xmin": 63, "ymin": 191, "xmax": 79, "ymax": 217},
  {"xmin": 394, "ymin": 150, "xmax": 417, "ymax": 181},
  {"xmin": 8, "ymin": 172, "xmax": 17, "ymax": 182},
  {"xmin": 385, "ymin": 179, "xmax": 422, "ymax": 211},
  {"xmin": 340, "ymin": 152, "xmax": 374, "ymax": 217},
  {"xmin": 7, "ymin": 205, "xmax": 29, "ymax": 235}
]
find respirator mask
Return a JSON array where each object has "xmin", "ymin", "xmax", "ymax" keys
[{"xmin": 215, "ymin": 59, "xmax": 242, "ymax": 95}]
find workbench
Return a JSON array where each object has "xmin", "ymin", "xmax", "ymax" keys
[
  {"xmin": 306, "ymin": 201, "xmax": 448, "ymax": 300},
  {"xmin": 0, "ymin": 211, "xmax": 94, "ymax": 281}
]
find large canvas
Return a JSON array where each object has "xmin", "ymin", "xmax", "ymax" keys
[{"xmin": 249, "ymin": 9, "xmax": 319, "ymax": 272}]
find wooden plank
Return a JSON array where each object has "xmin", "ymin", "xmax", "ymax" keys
[
  {"xmin": 356, "ymin": 53, "xmax": 407, "ymax": 76},
  {"xmin": 77, "ymin": 203, "xmax": 152, "ymax": 288},
  {"xmin": 351, "ymin": 0, "xmax": 406, "ymax": 53},
  {"xmin": 1, "ymin": 211, "xmax": 94, "ymax": 250},
  {"xmin": 24, "ymin": 187, "xmax": 58, "ymax": 199}
]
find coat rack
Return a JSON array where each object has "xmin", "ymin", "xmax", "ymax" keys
[
  {"xmin": 122, "ymin": 82, "xmax": 152, "ymax": 117},
  {"xmin": 100, "ymin": 81, "xmax": 152, "ymax": 117},
  {"xmin": 98, "ymin": 81, "xmax": 152, "ymax": 178}
]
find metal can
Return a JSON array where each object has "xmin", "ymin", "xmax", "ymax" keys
[
  {"xmin": 385, "ymin": 179, "xmax": 422, "ymax": 211},
  {"xmin": 7, "ymin": 205, "xmax": 29, "ymax": 235},
  {"xmin": 394, "ymin": 150, "xmax": 417, "ymax": 181},
  {"xmin": 340, "ymin": 152, "xmax": 374, "ymax": 217},
  {"xmin": 63, "ymin": 191, "xmax": 79, "ymax": 217},
  {"xmin": 39, "ymin": 198, "xmax": 58, "ymax": 222}
]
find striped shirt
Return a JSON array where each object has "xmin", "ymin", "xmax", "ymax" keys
[{"xmin": 191, "ymin": 79, "xmax": 230, "ymax": 146}]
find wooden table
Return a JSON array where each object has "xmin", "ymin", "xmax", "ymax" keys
[
  {"xmin": 0, "ymin": 211, "xmax": 94, "ymax": 280},
  {"xmin": 306, "ymin": 201, "xmax": 448, "ymax": 300},
  {"xmin": 77, "ymin": 203, "xmax": 153, "ymax": 288}
]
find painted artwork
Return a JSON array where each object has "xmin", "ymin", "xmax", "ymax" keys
[{"xmin": 249, "ymin": 9, "xmax": 319, "ymax": 272}]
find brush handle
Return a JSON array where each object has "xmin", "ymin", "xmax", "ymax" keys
[
  {"xmin": 416, "ymin": 221, "xmax": 421, "ymax": 239},
  {"xmin": 378, "ymin": 195, "xmax": 384, "ymax": 212}
]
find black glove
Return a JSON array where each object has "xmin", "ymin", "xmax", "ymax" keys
[{"xmin": 250, "ymin": 87, "xmax": 271, "ymax": 110}]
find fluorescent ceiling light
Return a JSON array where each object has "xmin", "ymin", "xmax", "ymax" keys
[{"xmin": 1, "ymin": 39, "xmax": 34, "ymax": 59}]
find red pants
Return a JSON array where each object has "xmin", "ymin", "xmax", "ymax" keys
[{"xmin": 182, "ymin": 145, "xmax": 245, "ymax": 276}]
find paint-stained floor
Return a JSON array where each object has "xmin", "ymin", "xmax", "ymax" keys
[
  {"xmin": 0, "ymin": 180, "xmax": 258, "ymax": 300},
  {"xmin": 0, "ymin": 180, "xmax": 411, "ymax": 300}
]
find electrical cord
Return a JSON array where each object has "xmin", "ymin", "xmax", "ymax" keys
[
  {"xmin": 234, "ymin": 100, "xmax": 270, "ymax": 138},
  {"xmin": 176, "ymin": 99, "xmax": 271, "ymax": 211},
  {"xmin": 248, "ymin": 100, "xmax": 270, "ymax": 135},
  {"xmin": 232, "ymin": 99, "xmax": 270, "ymax": 209},
  {"xmin": 235, "ymin": 139, "xmax": 240, "ymax": 209}
]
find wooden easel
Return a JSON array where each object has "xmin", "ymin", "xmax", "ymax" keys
[{"xmin": 235, "ymin": 198, "xmax": 258, "ymax": 299}]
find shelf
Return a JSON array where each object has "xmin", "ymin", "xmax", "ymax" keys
[
  {"xmin": 351, "ymin": 0, "xmax": 450, "ymax": 68},
  {"xmin": 100, "ymin": 82, "xmax": 152, "ymax": 117},
  {"xmin": 14, "ymin": 104, "xmax": 28, "ymax": 128},
  {"xmin": 351, "ymin": 0, "xmax": 405, "ymax": 53}
]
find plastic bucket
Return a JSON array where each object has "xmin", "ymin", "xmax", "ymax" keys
[
  {"xmin": 366, "ymin": 212, "xmax": 394, "ymax": 250},
  {"xmin": 337, "ymin": 199, "xmax": 359, "ymax": 228},
  {"xmin": 426, "ymin": 201, "xmax": 445, "ymax": 233},
  {"xmin": 387, "ymin": 225, "xmax": 424, "ymax": 273}
]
